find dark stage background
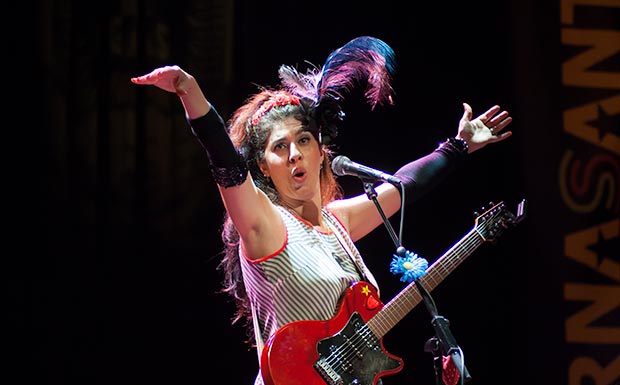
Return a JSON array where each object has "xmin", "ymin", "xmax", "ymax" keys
[{"xmin": 16, "ymin": 1, "xmax": 619, "ymax": 385}]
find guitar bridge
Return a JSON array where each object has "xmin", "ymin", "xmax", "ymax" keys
[{"xmin": 314, "ymin": 357, "xmax": 344, "ymax": 385}]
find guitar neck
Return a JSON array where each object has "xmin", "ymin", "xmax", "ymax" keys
[{"xmin": 367, "ymin": 226, "xmax": 484, "ymax": 338}]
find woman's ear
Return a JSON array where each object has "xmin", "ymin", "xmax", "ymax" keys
[
  {"xmin": 319, "ymin": 148, "xmax": 326, "ymax": 171},
  {"xmin": 259, "ymin": 161, "xmax": 270, "ymax": 177}
]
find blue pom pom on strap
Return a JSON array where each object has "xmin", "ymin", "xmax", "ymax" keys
[{"xmin": 390, "ymin": 250, "xmax": 428, "ymax": 283}]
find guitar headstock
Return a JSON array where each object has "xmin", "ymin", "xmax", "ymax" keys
[{"xmin": 474, "ymin": 199, "xmax": 527, "ymax": 243}]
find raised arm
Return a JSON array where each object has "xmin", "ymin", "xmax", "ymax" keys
[
  {"xmin": 131, "ymin": 66, "xmax": 285, "ymax": 259},
  {"xmin": 330, "ymin": 102, "xmax": 513, "ymax": 242}
]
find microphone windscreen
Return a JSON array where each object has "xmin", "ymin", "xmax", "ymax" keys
[{"xmin": 331, "ymin": 155, "xmax": 349, "ymax": 176}]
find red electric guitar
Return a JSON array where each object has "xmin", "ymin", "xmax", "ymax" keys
[{"xmin": 260, "ymin": 200, "xmax": 526, "ymax": 385}]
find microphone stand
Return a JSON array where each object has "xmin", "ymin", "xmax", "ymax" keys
[
  {"xmin": 361, "ymin": 180, "xmax": 471, "ymax": 385},
  {"xmin": 362, "ymin": 181, "xmax": 400, "ymax": 247},
  {"xmin": 418, "ymin": 284, "xmax": 471, "ymax": 385}
]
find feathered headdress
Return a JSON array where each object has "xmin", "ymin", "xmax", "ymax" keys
[{"xmin": 278, "ymin": 36, "xmax": 396, "ymax": 144}]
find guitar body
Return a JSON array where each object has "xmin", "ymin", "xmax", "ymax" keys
[{"xmin": 261, "ymin": 281, "xmax": 403, "ymax": 385}]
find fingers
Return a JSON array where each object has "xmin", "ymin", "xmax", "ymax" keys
[
  {"xmin": 488, "ymin": 117, "xmax": 513, "ymax": 140},
  {"xmin": 494, "ymin": 115, "xmax": 512, "ymax": 130},
  {"xmin": 476, "ymin": 105, "xmax": 500, "ymax": 123},
  {"xmin": 462, "ymin": 102, "xmax": 473, "ymax": 121},
  {"xmin": 130, "ymin": 76, "xmax": 150, "ymax": 84},
  {"xmin": 493, "ymin": 130, "xmax": 513, "ymax": 142},
  {"xmin": 130, "ymin": 65, "xmax": 181, "ymax": 85},
  {"xmin": 488, "ymin": 112, "xmax": 512, "ymax": 134},
  {"xmin": 470, "ymin": 103, "xmax": 512, "ymax": 134},
  {"xmin": 130, "ymin": 68, "xmax": 161, "ymax": 85}
]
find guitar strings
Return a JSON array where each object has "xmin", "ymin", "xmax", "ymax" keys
[
  {"xmin": 317, "ymin": 207, "xmax": 502, "ymax": 379},
  {"xmin": 372, "ymin": 206, "xmax": 502, "ymax": 335}
]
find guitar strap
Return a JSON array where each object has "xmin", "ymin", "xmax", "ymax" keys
[
  {"xmin": 251, "ymin": 301, "xmax": 265, "ymax": 360},
  {"xmin": 324, "ymin": 210, "xmax": 380, "ymax": 295}
]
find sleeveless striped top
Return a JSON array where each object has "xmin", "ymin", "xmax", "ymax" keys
[{"xmin": 239, "ymin": 205, "xmax": 379, "ymax": 351}]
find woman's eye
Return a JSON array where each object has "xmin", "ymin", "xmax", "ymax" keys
[{"xmin": 299, "ymin": 137, "xmax": 310, "ymax": 144}]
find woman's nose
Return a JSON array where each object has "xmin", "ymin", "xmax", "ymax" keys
[{"xmin": 288, "ymin": 144, "xmax": 302, "ymax": 162}]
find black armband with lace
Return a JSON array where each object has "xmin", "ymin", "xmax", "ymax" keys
[
  {"xmin": 436, "ymin": 137, "xmax": 469, "ymax": 160},
  {"xmin": 188, "ymin": 106, "xmax": 248, "ymax": 188},
  {"xmin": 393, "ymin": 138, "xmax": 469, "ymax": 204}
]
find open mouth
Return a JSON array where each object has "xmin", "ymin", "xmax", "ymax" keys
[{"xmin": 292, "ymin": 168, "xmax": 306, "ymax": 182}]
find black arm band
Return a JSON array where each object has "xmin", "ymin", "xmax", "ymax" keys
[
  {"xmin": 188, "ymin": 106, "xmax": 248, "ymax": 188},
  {"xmin": 436, "ymin": 137, "xmax": 469, "ymax": 160},
  {"xmin": 393, "ymin": 138, "xmax": 468, "ymax": 204}
]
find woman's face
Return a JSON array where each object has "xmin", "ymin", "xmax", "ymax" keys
[{"xmin": 259, "ymin": 116, "xmax": 324, "ymax": 206}]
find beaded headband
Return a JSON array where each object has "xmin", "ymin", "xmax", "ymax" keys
[{"xmin": 250, "ymin": 94, "xmax": 301, "ymax": 127}]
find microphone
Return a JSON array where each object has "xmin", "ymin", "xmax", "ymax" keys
[{"xmin": 331, "ymin": 155, "xmax": 401, "ymax": 185}]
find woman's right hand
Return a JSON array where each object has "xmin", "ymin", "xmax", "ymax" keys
[
  {"xmin": 131, "ymin": 65, "xmax": 210, "ymax": 119},
  {"xmin": 131, "ymin": 65, "xmax": 196, "ymax": 96}
]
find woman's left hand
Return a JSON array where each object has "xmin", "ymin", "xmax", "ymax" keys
[{"xmin": 457, "ymin": 102, "xmax": 513, "ymax": 153}]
